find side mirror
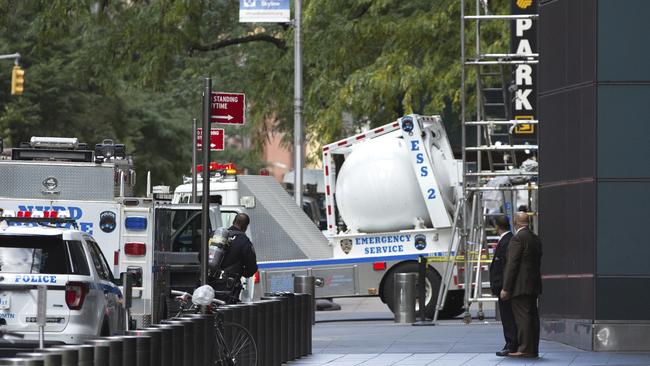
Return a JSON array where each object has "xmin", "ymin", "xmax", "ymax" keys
[{"xmin": 120, "ymin": 272, "xmax": 134, "ymax": 310}]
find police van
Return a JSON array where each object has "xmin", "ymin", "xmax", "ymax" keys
[{"xmin": 0, "ymin": 213, "xmax": 126, "ymax": 344}]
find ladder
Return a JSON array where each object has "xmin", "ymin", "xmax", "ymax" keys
[{"xmin": 433, "ymin": 0, "xmax": 539, "ymax": 324}]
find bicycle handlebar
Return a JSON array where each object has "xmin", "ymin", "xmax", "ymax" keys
[{"xmin": 170, "ymin": 289, "xmax": 226, "ymax": 305}]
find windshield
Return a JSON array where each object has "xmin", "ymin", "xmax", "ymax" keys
[{"xmin": 0, "ymin": 234, "xmax": 85, "ymax": 275}]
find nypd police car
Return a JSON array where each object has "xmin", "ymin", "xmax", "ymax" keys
[{"xmin": 0, "ymin": 214, "xmax": 125, "ymax": 344}]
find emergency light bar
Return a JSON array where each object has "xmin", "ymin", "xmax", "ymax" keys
[
  {"xmin": 30, "ymin": 137, "xmax": 79, "ymax": 149},
  {"xmin": 196, "ymin": 162, "xmax": 238, "ymax": 175}
]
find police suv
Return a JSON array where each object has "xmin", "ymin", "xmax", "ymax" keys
[{"xmin": 0, "ymin": 213, "xmax": 125, "ymax": 344}]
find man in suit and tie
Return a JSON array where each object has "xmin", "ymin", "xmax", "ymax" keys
[
  {"xmin": 501, "ymin": 212, "xmax": 542, "ymax": 358},
  {"xmin": 489, "ymin": 216, "xmax": 518, "ymax": 356}
]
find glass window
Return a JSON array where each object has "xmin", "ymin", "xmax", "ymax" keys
[
  {"xmin": 86, "ymin": 238, "xmax": 114, "ymax": 281},
  {"xmin": 221, "ymin": 212, "xmax": 237, "ymax": 229},
  {"xmin": 0, "ymin": 234, "xmax": 69, "ymax": 274},
  {"xmin": 66, "ymin": 240, "xmax": 90, "ymax": 275},
  {"xmin": 171, "ymin": 212, "xmax": 202, "ymax": 252}
]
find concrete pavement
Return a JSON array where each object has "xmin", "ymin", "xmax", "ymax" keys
[{"xmin": 285, "ymin": 298, "xmax": 650, "ymax": 366}]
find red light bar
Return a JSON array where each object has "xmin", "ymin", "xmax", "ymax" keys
[
  {"xmin": 372, "ymin": 262, "xmax": 387, "ymax": 271},
  {"xmin": 124, "ymin": 242, "xmax": 146, "ymax": 256}
]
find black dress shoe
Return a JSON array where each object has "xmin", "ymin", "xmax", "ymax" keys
[{"xmin": 496, "ymin": 349, "xmax": 511, "ymax": 357}]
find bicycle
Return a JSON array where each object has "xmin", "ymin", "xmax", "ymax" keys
[{"xmin": 170, "ymin": 288, "xmax": 257, "ymax": 366}]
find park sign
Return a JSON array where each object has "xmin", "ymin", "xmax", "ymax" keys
[
  {"xmin": 196, "ymin": 128, "xmax": 225, "ymax": 151},
  {"xmin": 210, "ymin": 92, "xmax": 245, "ymax": 125},
  {"xmin": 239, "ymin": 0, "xmax": 290, "ymax": 23}
]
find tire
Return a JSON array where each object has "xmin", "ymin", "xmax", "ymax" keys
[
  {"xmin": 383, "ymin": 262, "xmax": 464, "ymax": 319},
  {"xmin": 215, "ymin": 322, "xmax": 258, "ymax": 366}
]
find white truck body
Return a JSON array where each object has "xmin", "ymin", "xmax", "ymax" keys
[{"xmin": 169, "ymin": 116, "xmax": 472, "ymax": 318}]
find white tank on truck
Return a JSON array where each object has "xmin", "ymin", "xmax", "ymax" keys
[{"xmin": 335, "ymin": 133, "xmax": 457, "ymax": 233}]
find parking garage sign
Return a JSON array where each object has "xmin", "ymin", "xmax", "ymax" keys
[{"xmin": 239, "ymin": 0, "xmax": 290, "ymax": 23}]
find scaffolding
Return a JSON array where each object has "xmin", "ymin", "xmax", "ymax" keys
[{"xmin": 433, "ymin": 0, "xmax": 539, "ymax": 324}]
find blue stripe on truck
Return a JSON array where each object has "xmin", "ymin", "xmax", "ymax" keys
[{"xmin": 257, "ymin": 253, "xmax": 429, "ymax": 269}]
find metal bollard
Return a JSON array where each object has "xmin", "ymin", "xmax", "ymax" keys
[
  {"xmin": 257, "ymin": 300, "xmax": 273, "ymax": 366},
  {"xmin": 129, "ymin": 329, "xmax": 160, "ymax": 366},
  {"xmin": 216, "ymin": 306, "xmax": 234, "ymax": 351},
  {"xmin": 86, "ymin": 338, "xmax": 123, "ymax": 366},
  {"xmin": 173, "ymin": 317, "xmax": 200, "ymax": 366},
  {"xmin": 85, "ymin": 341, "xmax": 110, "ymax": 366},
  {"xmin": 294, "ymin": 294, "xmax": 308, "ymax": 357},
  {"xmin": 126, "ymin": 335, "xmax": 150, "ymax": 366},
  {"xmin": 58, "ymin": 345, "xmax": 94, "ymax": 366},
  {"xmin": 108, "ymin": 336, "xmax": 138, "ymax": 366},
  {"xmin": 168, "ymin": 318, "xmax": 195, "ymax": 366},
  {"xmin": 293, "ymin": 276, "xmax": 315, "ymax": 325},
  {"xmin": 0, "ymin": 358, "xmax": 43, "ymax": 366},
  {"xmin": 155, "ymin": 322, "xmax": 184, "ymax": 366},
  {"xmin": 262, "ymin": 295, "xmax": 287, "ymax": 364},
  {"xmin": 251, "ymin": 302, "xmax": 267, "ymax": 366},
  {"xmin": 147, "ymin": 325, "xmax": 173, "ymax": 366},
  {"xmin": 45, "ymin": 347, "xmax": 77, "ymax": 366},
  {"xmin": 258, "ymin": 299, "xmax": 281, "ymax": 366},
  {"xmin": 15, "ymin": 353, "xmax": 59, "ymax": 366},
  {"xmin": 181, "ymin": 314, "xmax": 214, "ymax": 366},
  {"xmin": 243, "ymin": 303, "xmax": 261, "ymax": 366},
  {"xmin": 29, "ymin": 350, "xmax": 64, "ymax": 366},
  {"xmin": 394, "ymin": 272, "xmax": 417, "ymax": 323},
  {"xmin": 281, "ymin": 294, "xmax": 296, "ymax": 361}
]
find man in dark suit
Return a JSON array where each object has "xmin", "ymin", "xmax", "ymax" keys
[
  {"xmin": 501, "ymin": 212, "xmax": 542, "ymax": 358},
  {"xmin": 489, "ymin": 216, "xmax": 517, "ymax": 356}
]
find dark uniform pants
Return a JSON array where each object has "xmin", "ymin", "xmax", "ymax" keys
[
  {"xmin": 511, "ymin": 295, "xmax": 540, "ymax": 355},
  {"xmin": 498, "ymin": 298, "xmax": 518, "ymax": 352}
]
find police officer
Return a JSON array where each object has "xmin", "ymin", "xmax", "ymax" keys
[{"xmin": 209, "ymin": 213, "xmax": 258, "ymax": 303}]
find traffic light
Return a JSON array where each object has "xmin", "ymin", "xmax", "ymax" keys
[{"xmin": 11, "ymin": 65, "xmax": 24, "ymax": 95}]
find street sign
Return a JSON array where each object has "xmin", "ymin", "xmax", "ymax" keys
[
  {"xmin": 210, "ymin": 92, "xmax": 245, "ymax": 125},
  {"xmin": 239, "ymin": 0, "xmax": 290, "ymax": 23},
  {"xmin": 197, "ymin": 128, "xmax": 225, "ymax": 151}
]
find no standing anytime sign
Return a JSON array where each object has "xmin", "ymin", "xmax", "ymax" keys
[{"xmin": 210, "ymin": 92, "xmax": 245, "ymax": 124}]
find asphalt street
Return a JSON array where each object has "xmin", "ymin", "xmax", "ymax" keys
[{"xmin": 284, "ymin": 298, "xmax": 650, "ymax": 366}]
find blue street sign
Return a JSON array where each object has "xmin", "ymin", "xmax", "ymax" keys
[{"xmin": 239, "ymin": 0, "xmax": 290, "ymax": 23}]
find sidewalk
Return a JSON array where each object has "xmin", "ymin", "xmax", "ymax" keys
[{"xmin": 285, "ymin": 298, "xmax": 650, "ymax": 366}]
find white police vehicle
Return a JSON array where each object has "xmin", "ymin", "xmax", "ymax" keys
[{"xmin": 0, "ymin": 212, "xmax": 125, "ymax": 344}]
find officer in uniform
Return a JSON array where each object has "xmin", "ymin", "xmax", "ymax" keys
[{"xmin": 209, "ymin": 213, "xmax": 258, "ymax": 303}]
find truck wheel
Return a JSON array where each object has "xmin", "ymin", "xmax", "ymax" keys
[{"xmin": 383, "ymin": 262, "xmax": 440, "ymax": 319}]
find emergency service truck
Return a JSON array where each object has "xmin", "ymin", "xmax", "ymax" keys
[{"xmin": 170, "ymin": 116, "xmax": 474, "ymax": 318}]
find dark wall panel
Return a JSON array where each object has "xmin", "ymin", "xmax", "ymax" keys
[
  {"xmin": 567, "ymin": 86, "xmax": 596, "ymax": 180},
  {"xmin": 539, "ymin": 0, "xmax": 596, "ymax": 94},
  {"xmin": 567, "ymin": 0, "xmax": 596, "ymax": 86},
  {"xmin": 598, "ymin": 0, "xmax": 650, "ymax": 81},
  {"xmin": 539, "ymin": 85, "xmax": 595, "ymax": 183},
  {"xmin": 597, "ymin": 85, "xmax": 650, "ymax": 178},
  {"xmin": 596, "ymin": 278, "xmax": 650, "ymax": 320},
  {"xmin": 539, "ymin": 92, "xmax": 567, "ymax": 184},
  {"xmin": 539, "ymin": 185, "xmax": 568, "ymax": 275},
  {"xmin": 597, "ymin": 182, "xmax": 650, "ymax": 275},
  {"xmin": 539, "ymin": 0, "xmax": 566, "ymax": 93}
]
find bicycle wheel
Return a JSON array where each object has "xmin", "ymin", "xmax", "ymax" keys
[{"xmin": 215, "ymin": 322, "xmax": 258, "ymax": 366}]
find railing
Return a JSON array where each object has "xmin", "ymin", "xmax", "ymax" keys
[{"xmin": 0, "ymin": 281, "xmax": 315, "ymax": 366}]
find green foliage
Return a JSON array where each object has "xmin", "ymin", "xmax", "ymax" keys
[{"xmin": 0, "ymin": 0, "xmax": 512, "ymax": 190}]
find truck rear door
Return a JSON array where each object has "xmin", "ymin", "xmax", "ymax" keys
[
  {"xmin": 0, "ymin": 234, "xmax": 85, "ymax": 333},
  {"xmin": 151, "ymin": 204, "xmax": 223, "ymax": 319}
]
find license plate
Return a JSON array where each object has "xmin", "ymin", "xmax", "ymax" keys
[{"xmin": 0, "ymin": 294, "xmax": 10, "ymax": 310}]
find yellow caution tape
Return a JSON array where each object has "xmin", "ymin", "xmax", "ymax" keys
[{"xmin": 426, "ymin": 255, "xmax": 493, "ymax": 264}]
